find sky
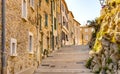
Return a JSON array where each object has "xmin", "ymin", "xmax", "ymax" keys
[{"xmin": 65, "ymin": 0, "xmax": 101, "ymax": 25}]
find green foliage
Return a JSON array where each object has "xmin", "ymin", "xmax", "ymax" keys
[
  {"xmin": 94, "ymin": 67, "xmax": 102, "ymax": 74},
  {"xmin": 106, "ymin": 57, "xmax": 112, "ymax": 64},
  {"xmin": 103, "ymin": 66, "xmax": 109, "ymax": 71},
  {"xmin": 85, "ymin": 57, "xmax": 93, "ymax": 69},
  {"xmin": 117, "ymin": 45, "xmax": 120, "ymax": 53}
]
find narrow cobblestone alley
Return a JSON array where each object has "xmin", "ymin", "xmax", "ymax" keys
[{"xmin": 34, "ymin": 45, "xmax": 93, "ymax": 74}]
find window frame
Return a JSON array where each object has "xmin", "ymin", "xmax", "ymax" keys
[
  {"xmin": 30, "ymin": 0, "xmax": 34, "ymax": 10},
  {"xmin": 28, "ymin": 32, "xmax": 34, "ymax": 54},
  {"xmin": 45, "ymin": 13, "xmax": 48, "ymax": 27},
  {"xmin": 22, "ymin": 0, "xmax": 27, "ymax": 21},
  {"xmin": 10, "ymin": 38, "xmax": 17, "ymax": 56}
]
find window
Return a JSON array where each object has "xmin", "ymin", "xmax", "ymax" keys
[
  {"xmin": 61, "ymin": 4, "xmax": 64, "ymax": 11},
  {"xmin": 85, "ymin": 35, "xmax": 88, "ymax": 40},
  {"xmin": 39, "ymin": 15, "xmax": 42, "ymax": 30},
  {"xmin": 85, "ymin": 29, "xmax": 88, "ymax": 32},
  {"xmin": 10, "ymin": 38, "xmax": 17, "ymax": 56},
  {"xmin": 22, "ymin": 0, "xmax": 27, "ymax": 19},
  {"xmin": 39, "ymin": 0, "xmax": 41, "ymax": 6},
  {"xmin": 45, "ymin": 13, "xmax": 48, "ymax": 26},
  {"xmin": 54, "ymin": 18, "xmax": 56, "ymax": 30},
  {"xmin": 28, "ymin": 32, "xmax": 33, "ymax": 53},
  {"xmin": 30, "ymin": 0, "xmax": 34, "ymax": 9},
  {"xmin": 46, "ymin": 0, "xmax": 49, "ymax": 3}
]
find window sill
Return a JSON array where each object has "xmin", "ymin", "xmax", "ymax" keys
[
  {"xmin": 45, "ymin": 25, "xmax": 48, "ymax": 29},
  {"xmin": 28, "ymin": 51, "xmax": 34, "ymax": 55},
  {"xmin": 21, "ymin": 17, "xmax": 28, "ymax": 22},
  {"xmin": 30, "ymin": 6, "xmax": 35, "ymax": 12},
  {"xmin": 10, "ymin": 53, "xmax": 17, "ymax": 57}
]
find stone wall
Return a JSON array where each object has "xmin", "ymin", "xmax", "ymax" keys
[
  {"xmin": 38, "ymin": 0, "xmax": 52, "ymax": 57},
  {"xmin": 0, "ymin": 0, "xmax": 39, "ymax": 74},
  {"xmin": 86, "ymin": 1, "xmax": 120, "ymax": 73},
  {"xmin": 78, "ymin": 26, "xmax": 93, "ymax": 45}
]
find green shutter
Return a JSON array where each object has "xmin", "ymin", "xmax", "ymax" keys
[{"xmin": 45, "ymin": 13, "xmax": 48, "ymax": 26}]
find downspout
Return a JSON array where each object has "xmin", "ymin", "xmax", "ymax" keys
[
  {"xmin": 36, "ymin": 3, "xmax": 40, "ymax": 66},
  {"xmin": 51, "ymin": 0, "xmax": 54, "ymax": 50},
  {"xmin": 60, "ymin": 0, "xmax": 63, "ymax": 47},
  {"xmin": 82, "ymin": 28, "xmax": 83, "ymax": 45},
  {"xmin": 1, "ymin": 0, "xmax": 7, "ymax": 74}
]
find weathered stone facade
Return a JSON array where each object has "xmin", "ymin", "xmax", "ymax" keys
[
  {"xmin": 37, "ymin": 0, "xmax": 52, "ymax": 57},
  {"xmin": 0, "ymin": 0, "xmax": 39, "ymax": 74},
  {"xmin": 86, "ymin": 0, "xmax": 120, "ymax": 73},
  {"xmin": 80, "ymin": 26, "xmax": 93, "ymax": 45},
  {"xmin": 68, "ymin": 11, "xmax": 75, "ymax": 45},
  {"xmin": 61, "ymin": 0, "xmax": 69, "ymax": 46},
  {"xmin": 0, "ymin": 0, "xmax": 81, "ymax": 74},
  {"xmin": 73, "ymin": 19, "xmax": 81, "ymax": 45}
]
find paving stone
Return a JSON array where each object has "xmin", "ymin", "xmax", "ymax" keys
[{"xmin": 34, "ymin": 45, "xmax": 93, "ymax": 74}]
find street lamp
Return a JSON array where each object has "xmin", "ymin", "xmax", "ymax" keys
[
  {"xmin": 99, "ymin": 0, "xmax": 106, "ymax": 7},
  {"xmin": 1, "ymin": 0, "xmax": 7, "ymax": 74}
]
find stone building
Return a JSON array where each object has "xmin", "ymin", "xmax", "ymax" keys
[
  {"xmin": 51, "ymin": 0, "xmax": 59, "ymax": 50},
  {"xmin": 73, "ymin": 19, "xmax": 81, "ymax": 45},
  {"xmin": 0, "ymin": 0, "xmax": 82, "ymax": 74},
  {"xmin": 0, "ymin": 0, "xmax": 40, "ymax": 74},
  {"xmin": 68, "ymin": 11, "xmax": 75, "ymax": 45},
  {"xmin": 79, "ymin": 26, "xmax": 93, "ymax": 45},
  {"xmin": 37, "ymin": 0, "xmax": 52, "ymax": 58},
  {"xmin": 61, "ymin": 0, "xmax": 69, "ymax": 46},
  {"xmin": 56, "ymin": 0, "xmax": 62, "ymax": 48}
]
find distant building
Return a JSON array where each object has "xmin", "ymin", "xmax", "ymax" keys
[
  {"xmin": 79, "ymin": 26, "xmax": 93, "ymax": 45},
  {"xmin": 0, "ymin": 0, "xmax": 82, "ymax": 74},
  {"xmin": 73, "ymin": 19, "xmax": 81, "ymax": 45},
  {"xmin": 68, "ymin": 11, "xmax": 75, "ymax": 45},
  {"xmin": 61, "ymin": 0, "xmax": 69, "ymax": 46}
]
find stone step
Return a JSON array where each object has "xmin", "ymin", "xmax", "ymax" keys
[
  {"xmin": 34, "ymin": 72, "xmax": 93, "ymax": 74},
  {"xmin": 35, "ymin": 69, "xmax": 92, "ymax": 72}
]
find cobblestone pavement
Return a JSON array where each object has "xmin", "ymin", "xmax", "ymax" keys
[{"xmin": 34, "ymin": 45, "xmax": 93, "ymax": 74}]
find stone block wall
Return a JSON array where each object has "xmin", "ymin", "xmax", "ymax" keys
[
  {"xmin": 0, "ymin": 0, "xmax": 39, "ymax": 74},
  {"xmin": 86, "ymin": 1, "xmax": 120, "ymax": 73}
]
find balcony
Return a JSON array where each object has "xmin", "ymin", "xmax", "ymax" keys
[{"xmin": 62, "ymin": 21, "xmax": 69, "ymax": 34}]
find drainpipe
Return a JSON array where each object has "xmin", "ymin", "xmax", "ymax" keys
[
  {"xmin": 1, "ymin": 0, "xmax": 7, "ymax": 74},
  {"xmin": 51, "ymin": 0, "xmax": 54, "ymax": 50},
  {"xmin": 36, "ymin": 3, "xmax": 40, "ymax": 66},
  {"xmin": 82, "ymin": 28, "xmax": 83, "ymax": 45},
  {"xmin": 60, "ymin": 0, "xmax": 63, "ymax": 47}
]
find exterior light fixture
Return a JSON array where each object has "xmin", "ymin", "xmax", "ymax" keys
[{"xmin": 99, "ymin": 0, "xmax": 106, "ymax": 8}]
